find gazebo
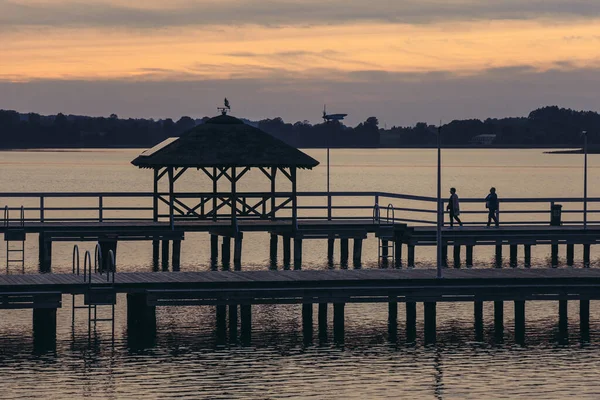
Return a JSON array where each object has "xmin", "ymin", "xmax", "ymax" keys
[{"xmin": 131, "ymin": 114, "xmax": 319, "ymax": 230}]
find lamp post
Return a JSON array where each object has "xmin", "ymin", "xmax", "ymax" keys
[
  {"xmin": 583, "ymin": 130, "xmax": 588, "ymax": 229},
  {"xmin": 436, "ymin": 125, "xmax": 443, "ymax": 279}
]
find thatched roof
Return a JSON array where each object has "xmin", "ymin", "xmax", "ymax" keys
[{"xmin": 131, "ymin": 115, "xmax": 319, "ymax": 169}]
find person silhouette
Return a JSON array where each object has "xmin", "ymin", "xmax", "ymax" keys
[
  {"xmin": 447, "ymin": 187, "xmax": 462, "ymax": 227},
  {"xmin": 485, "ymin": 187, "xmax": 499, "ymax": 227}
]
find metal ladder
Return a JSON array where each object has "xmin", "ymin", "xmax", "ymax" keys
[
  {"xmin": 4, "ymin": 206, "xmax": 25, "ymax": 274},
  {"xmin": 72, "ymin": 244, "xmax": 116, "ymax": 342},
  {"xmin": 374, "ymin": 203, "xmax": 395, "ymax": 267}
]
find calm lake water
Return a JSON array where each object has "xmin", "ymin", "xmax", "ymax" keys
[{"xmin": 1, "ymin": 148, "xmax": 600, "ymax": 399}]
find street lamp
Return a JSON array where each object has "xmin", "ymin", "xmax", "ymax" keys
[
  {"xmin": 583, "ymin": 130, "xmax": 588, "ymax": 229},
  {"xmin": 436, "ymin": 125, "xmax": 443, "ymax": 279}
]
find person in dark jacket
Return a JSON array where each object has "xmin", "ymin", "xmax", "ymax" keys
[
  {"xmin": 447, "ymin": 187, "xmax": 462, "ymax": 227},
  {"xmin": 485, "ymin": 187, "xmax": 499, "ymax": 227}
]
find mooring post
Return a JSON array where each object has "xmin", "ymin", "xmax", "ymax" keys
[
  {"xmin": 210, "ymin": 234, "xmax": 219, "ymax": 270},
  {"xmin": 566, "ymin": 244, "xmax": 575, "ymax": 267},
  {"xmin": 294, "ymin": 238, "xmax": 303, "ymax": 270},
  {"xmin": 38, "ymin": 233, "xmax": 52, "ymax": 273},
  {"xmin": 283, "ymin": 236, "xmax": 291, "ymax": 269},
  {"xmin": 495, "ymin": 244, "xmax": 503, "ymax": 268},
  {"xmin": 240, "ymin": 304, "xmax": 252, "ymax": 345},
  {"xmin": 318, "ymin": 303, "xmax": 328, "ymax": 342},
  {"xmin": 394, "ymin": 239, "xmax": 403, "ymax": 269},
  {"xmin": 340, "ymin": 238, "xmax": 349, "ymax": 269},
  {"xmin": 514, "ymin": 300, "xmax": 525, "ymax": 345},
  {"xmin": 233, "ymin": 233, "xmax": 243, "ymax": 271},
  {"xmin": 474, "ymin": 301, "xmax": 484, "ymax": 341},
  {"xmin": 407, "ymin": 245, "xmax": 415, "ymax": 268},
  {"xmin": 559, "ymin": 299, "xmax": 568, "ymax": 341},
  {"xmin": 172, "ymin": 239, "xmax": 181, "ymax": 272},
  {"xmin": 424, "ymin": 302, "xmax": 437, "ymax": 344},
  {"xmin": 441, "ymin": 245, "xmax": 448, "ymax": 268},
  {"xmin": 229, "ymin": 304, "xmax": 238, "ymax": 343},
  {"xmin": 152, "ymin": 240, "xmax": 160, "ymax": 271},
  {"xmin": 221, "ymin": 236, "xmax": 231, "ymax": 270},
  {"xmin": 216, "ymin": 305, "xmax": 227, "ymax": 343},
  {"xmin": 406, "ymin": 302, "xmax": 417, "ymax": 343},
  {"xmin": 33, "ymin": 308, "xmax": 57, "ymax": 351},
  {"xmin": 333, "ymin": 303, "xmax": 345, "ymax": 343},
  {"xmin": 161, "ymin": 240, "xmax": 170, "ymax": 271},
  {"xmin": 127, "ymin": 293, "xmax": 157, "ymax": 338},
  {"xmin": 453, "ymin": 245, "xmax": 461, "ymax": 268},
  {"xmin": 353, "ymin": 238, "xmax": 363, "ymax": 269},
  {"xmin": 381, "ymin": 239, "xmax": 389, "ymax": 268},
  {"xmin": 580, "ymin": 298, "xmax": 590, "ymax": 342},
  {"xmin": 302, "ymin": 303, "xmax": 313, "ymax": 344},
  {"xmin": 466, "ymin": 245, "xmax": 474, "ymax": 268},
  {"xmin": 327, "ymin": 237, "xmax": 335, "ymax": 267},
  {"xmin": 524, "ymin": 245, "xmax": 532, "ymax": 268},
  {"xmin": 583, "ymin": 244, "xmax": 591, "ymax": 268},
  {"xmin": 510, "ymin": 244, "xmax": 518, "ymax": 268},
  {"xmin": 269, "ymin": 233, "xmax": 278, "ymax": 268},
  {"xmin": 494, "ymin": 301, "xmax": 504, "ymax": 341},
  {"xmin": 388, "ymin": 298, "xmax": 398, "ymax": 343},
  {"xmin": 551, "ymin": 243, "xmax": 559, "ymax": 268}
]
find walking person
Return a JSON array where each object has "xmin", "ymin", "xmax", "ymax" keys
[
  {"xmin": 447, "ymin": 187, "xmax": 463, "ymax": 227},
  {"xmin": 485, "ymin": 187, "xmax": 499, "ymax": 227}
]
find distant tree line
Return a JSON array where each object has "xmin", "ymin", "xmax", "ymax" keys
[{"xmin": 0, "ymin": 106, "xmax": 598, "ymax": 149}]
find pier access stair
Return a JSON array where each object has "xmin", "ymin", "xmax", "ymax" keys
[
  {"xmin": 374, "ymin": 203, "xmax": 396, "ymax": 267},
  {"xmin": 3, "ymin": 206, "xmax": 26, "ymax": 274}
]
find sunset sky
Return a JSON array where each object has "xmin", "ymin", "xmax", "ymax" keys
[{"xmin": 1, "ymin": 0, "xmax": 599, "ymax": 126}]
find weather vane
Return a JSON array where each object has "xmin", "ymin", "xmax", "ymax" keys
[{"xmin": 217, "ymin": 98, "xmax": 231, "ymax": 115}]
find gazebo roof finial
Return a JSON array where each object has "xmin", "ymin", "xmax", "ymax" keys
[{"xmin": 217, "ymin": 97, "xmax": 231, "ymax": 116}]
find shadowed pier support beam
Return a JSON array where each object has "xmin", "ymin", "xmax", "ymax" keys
[
  {"xmin": 474, "ymin": 301, "xmax": 484, "ymax": 341},
  {"xmin": 584, "ymin": 244, "xmax": 591, "ymax": 268},
  {"xmin": 559, "ymin": 299, "xmax": 568, "ymax": 342},
  {"xmin": 318, "ymin": 303, "xmax": 328, "ymax": 342},
  {"xmin": 327, "ymin": 238, "xmax": 335, "ymax": 267},
  {"xmin": 210, "ymin": 234, "xmax": 219, "ymax": 270},
  {"xmin": 524, "ymin": 245, "xmax": 532, "ymax": 268},
  {"xmin": 394, "ymin": 240, "xmax": 402, "ymax": 269},
  {"xmin": 240, "ymin": 305, "xmax": 252, "ymax": 345},
  {"xmin": 294, "ymin": 238, "xmax": 303, "ymax": 270},
  {"xmin": 33, "ymin": 308, "xmax": 57, "ymax": 352},
  {"xmin": 441, "ymin": 245, "xmax": 448, "ymax": 268},
  {"xmin": 38, "ymin": 233, "xmax": 52, "ymax": 273},
  {"xmin": 172, "ymin": 239, "xmax": 181, "ymax": 272},
  {"xmin": 221, "ymin": 236, "xmax": 231, "ymax": 270},
  {"xmin": 381, "ymin": 240, "xmax": 389, "ymax": 268},
  {"xmin": 495, "ymin": 244, "xmax": 503, "ymax": 268},
  {"xmin": 453, "ymin": 245, "xmax": 461, "ymax": 269},
  {"xmin": 152, "ymin": 240, "xmax": 160, "ymax": 271},
  {"xmin": 127, "ymin": 293, "xmax": 157, "ymax": 347},
  {"xmin": 388, "ymin": 298, "xmax": 398, "ymax": 343},
  {"xmin": 551, "ymin": 243, "xmax": 559, "ymax": 268},
  {"xmin": 407, "ymin": 245, "xmax": 415, "ymax": 268},
  {"xmin": 494, "ymin": 301, "xmax": 504, "ymax": 341},
  {"xmin": 216, "ymin": 305, "xmax": 227, "ymax": 344},
  {"xmin": 333, "ymin": 303, "xmax": 345, "ymax": 343},
  {"xmin": 353, "ymin": 238, "xmax": 363, "ymax": 269},
  {"xmin": 466, "ymin": 245, "xmax": 474, "ymax": 268},
  {"xmin": 233, "ymin": 234, "xmax": 243, "ymax": 271},
  {"xmin": 340, "ymin": 238, "xmax": 349, "ymax": 269},
  {"xmin": 510, "ymin": 245, "xmax": 518, "ymax": 268},
  {"xmin": 283, "ymin": 236, "xmax": 291, "ymax": 270},
  {"xmin": 269, "ymin": 233, "xmax": 278, "ymax": 269},
  {"xmin": 580, "ymin": 298, "xmax": 590, "ymax": 342},
  {"xmin": 229, "ymin": 304, "xmax": 238, "ymax": 343},
  {"xmin": 424, "ymin": 302, "xmax": 437, "ymax": 344},
  {"xmin": 302, "ymin": 303, "xmax": 313, "ymax": 344},
  {"xmin": 406, "ymin": 302, "xmax": 417, "ymax": 343},
  {"xmin": 567, "ymin": 244, "xmax": 575, "ymax": 267},
  {"xmin": 161, "ymin": 240, "xmax": 169, "ymax": 271},
  {"xmin": 514, "ymin": 300, "xmax": 525, "ymax": 345}
]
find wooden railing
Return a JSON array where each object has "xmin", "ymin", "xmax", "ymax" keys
[{"xmin": 0, "ymin": 191, "xmax": 599, "ymax": 227}]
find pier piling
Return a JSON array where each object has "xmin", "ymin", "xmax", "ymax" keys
[
  {"xmin": 229, "ymin": 304, "xmax": 238, "ymax": 342},
  {"xmin": 406, "ymin": 302, "xmax": 417, "ymax": 342},
  {"xmin": 495, "ymin": 244, "xmax": 503, "ymax": 268},
  {"xmin": 441, "ymin": 245, "xmax": 448, "ymax": 268},
  {"xmin": 514, "ymin": 300, "xmax": 525, "ymax": 345},
  {"xmin": 388, "ymin": 298, "xmax": 398, "ymax": 342},
  {"xmin": 293, "ymin": 238, "xmax": 303, "ymax": 270},
  {"xmin": 453, "ymin": 245, "xmax": 461, "ymax": 268},
  {"xmin": 381, "ymin": 240, "xmax": 389, "ymax": 268},
  {"xmin": 210, "ymin": 234, "xmax": 219, "ymax": 270},
  {"xmin": 302, "ymin": 303, "xmax": 313, "ymax": 344},
  {"xmin": 584, "ymin": 244, "xmax": 591, "ymax": 268},
  {"xmin": 240, "ymin": 305, "xmax": 252, "ymax": 345},
  {"xmin": 466, "ymin": 245, "xmax": 474, "ymax": 268},
  {"xmin": 551, "ymin": 243, "xmax": 559, "ymax": 267},
  {"xmin": 524, "ymin": 245, "xmax": 532, "ymax": 268},
  {"xmin": 32, "ymin": 308, "xmax": 57, "ymax": 351},
  {"xmin": 474, "ymin": 301, "xmax": 484, "ymax": 341},
  {"xmin": 216, "ymin": 305, "xmax": 227, "ymax": 343},
  {"xmin": 424, "ymin": 302, "xmax": 437, "ymax": 344},
  {"xmin": 580, "ymin": 299, "xmax": 590, "ymax": 342},
  {"xmin": 269, "ymin": 233, "xmax": 278, "ymax": 268},
  {"xmin": 233, "ymin": 234, "xmax": 243, "ymax": 271},
  {"xmin": 161, "ymin": 240, "xmax": 169, "ymax": 271},
  {"xmin": 510, "ymin": 245, "xmax": 518, "ymax": 268},
  {"xmin": 283, "ymin": 236, "xmax": 291, "ymax": 269},
  {"xmin": 221, "ymin": 237, "xmax": 231, "ymax": 270},
  {"xmin": 353, "ymin": 238, "xmax": 363, "ymax": 269},
  {"xmin": 340, "ymin": 238, "xmax": 349, "ymax": 269},
  {"xmin": 567, "ymin": 244, "xmax": 574, "ymax": 267},
  {"xmin": 38, "ymin": 233, "xmax": 52, "ymax": 273},
  {"xmin": 494, "ymin": 301, "xmax": 504, "ymax": 341},
  {"xmin": 327, "ymin": 238, "xmax": 335, "ymax": 267},
  {"xmin": 318, "ymin": 303, "xmax": 328, "ymax": 342},
  {"xmin": 172, "ymin": 239, "xmax": 181, "ymax": 271},
  {"xmin": 333, "ymin": 303, "xmax": 345, "ymax": 343},
  {"xmin": 152, "ymin": 240, "xmax": 159, "ymax": 270},
  {"xmin": 407, "ymin": 245, "xmax": 415, "ymax": 268},
  {"xmin": 559, "ymin": 299, "xmax": 568, "ymax": 342},
  {"xmin": 127, "ymin": 293, "xmax": 156, "ymax": 337},
  {"xmin": 394, "ymin": 239, "xmax": 402, "ymax": 269}
]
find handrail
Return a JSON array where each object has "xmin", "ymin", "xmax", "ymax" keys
[
  {"xmin": 373, "ymin": 203, "xmax": 380, "ymax": 223},
  {"xmin": 107, "ymin": 250, "xmax": 116, "ymax": 283},
  {"xmin": 3, "ymin": 205, "xmax": 7, "ymax": 227},
  {"xmin": 386, "ymin": 203, "xmax": 395, "ymax": 223},
  {"xmin": 84, "ymin": 250, "xmax": 92, "ymax": 283},
  {"xmin": 94, "ymin": 243, "xmax": 102, "ymax": 274},
  {"xmin": 72, "ymin": 245, "xmax": 80, "ymax": 275},
  {"xmin": 20, "ymin": 205, "xmax": 24, "ymax": 227}
]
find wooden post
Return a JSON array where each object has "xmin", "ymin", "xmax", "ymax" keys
[
  {"xmin": 33, "ymin": 308, "xmax": 57, "ymax": 352},
  {"xmin": 294, "ymin": 237, "xmax": 303, "ymax": 270},
  {"xmin": 221, "ymin": 236, "xmax": 231, "ymax": 270},
  {"xmin": 291, "ymin": 167, "xmax": 298, "ymax": 229},
  {"xmin": 424, "ymin": 302, "xmax": 437, "ymax": 344},
  {"xmin": 283, "ymin": 236, "xmax": 291, "ymax": 269},
  {"xmin": 495, "ymin": 244, "xmax": 503, "ymax": 268},
  {"xmin": 153, "ymin": 168, "xmax": 159, "ymax": 222},
  {"xmin": 580, "ymin": 298, "xmax": 590, "ymax": 342},
  {"xmin": 551, "ymin": 243, "xmax": 559, "ymax": 268},
  {"xmin": 216, "ymin": 305, "xmax": 227, "ymax": 343},
  {"xmin": 152, "ymin": 240, "xmax": 160, "ymax": 270},
  {"xmin": 38, "ymin": 233, "xmax": 52, "ymax": 273},
  {"xmin": 442, "ymin": 245, "xmax": 448, "ymax": 268},
  {"xmin": 407, "ymin": 245, "xmax": 415, "ymax": 268},
  {"xmin": 340, "ymin": 238, "xmax": 349, "ymax": 268},
  {"xmin": 583, "ymin": 244, "xmax": 591, "ymax": 268},
  {"xmin": 212, "ymin": 167, "xmax": 218, "ymax": 222},
  {"xmin": 474, "ymin": 301, "xmax": 484, "ymax": 341},
  {"xmin": 302, "ymin": 303, "xmax": 313, "ymax": 344},
  {"xmin": 233, "ymin": 233, "xmax": 243, "ymax": 271},
  {"xmin": 210, "ymin": 234, "xmax": 219, "ymax": 270},
  {"xmin": 453, "ymin": 245, "xmax": 461, "ymax": 268},
  {"xmin": 352, "ymin": 238, "xmax": 363, "ymax": 269},
  {"xmin": 406, "ymin": 302, "xmax": 417, "ymax": 343},
  {"xmin": 229, "ymin": 304, "xmax": 238, "ymax": 343},
  {"xmin": 466, "ymin": 245, "xmax": 474, "ymax": 268},
  {"xmin": 127, "ymin": 293, "xmax": 157, "ymax": 336},
  {"xmin": 524, "ymin": 245, "xmax": 532, "ymax": 268},
  {"xmin": 327, "ymin": 237, "xmax": 335, "ymax": 267},
  {"xmin": 510, "ymin": 244, "xmax": 518, "ymax": 268},
  {"xmin": 240, "ymin": 304, "xmax": 252, "ymax": 345},
  {"xmin": 514, "ymin": 300, "xmax": 525, "ymax": 345},
  {"xmin": 566, "ymin": 244, "xmax": 575, "ymax": 267},
  {"xmin": 559, "ymin": 299, "xmax": 568, "ymax": 342},
  {"xmin": 394, "ymin": 239, "xmax": 403, "ymax": 269},
  {"xmin": 270, "ymin": 167, "xmax": 277, "ymax": 220},
  {"xmin": 333, "ymin": 303, "xmax": 345, "ymax": 343},
  {"xmin": 161, "ymin": 240, "xmax": 169, "ymax": 271},
  {"xmin": 172, "ymin": 239, "xmax": 181, "ymax": 271},
  {"xmin": 269, "ymin": 233, "xmax": 278, "ymax": 268},
  {"xmin": 388, "ymin": 298, "xmax": 398, "ymax": 343},
  {"xmin": 381, "ymin": 239, "xmax": 389, "ymax": 268},
  {"xmin": 318, "ymin": 303, "xmax": 328, "ymax": 342},
  {"xmin": 168, "ymin": 167, "xmax": 174, "ymax": 230},
  {"xmin": 494, "ymin": 301, "xmax": 504, "ymax": 341}
]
